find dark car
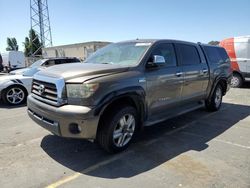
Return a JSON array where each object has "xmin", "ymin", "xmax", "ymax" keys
[
  {"xmin": 0, "ymin": 53, "xmax": 3, "ymax": 72},
  {"xmin": 27, "ymin": 39, "xmax": 232, "ymax": 153}
]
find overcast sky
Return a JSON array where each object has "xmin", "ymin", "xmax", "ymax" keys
[{"xmin": 0, "ymin": 0, "xmax": 250, "ymax": 52}]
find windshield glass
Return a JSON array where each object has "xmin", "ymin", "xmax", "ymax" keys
[
  {"xmin": 30, "ymin": 59, "xmax": 44, "ymax": 68},
  {"xmin": 85, "ymin": 42, "xmax": 151, "ymax": 66},
  {"xmin": 22, "ymin": 67, "xmax": 40, "ymax": 76}
]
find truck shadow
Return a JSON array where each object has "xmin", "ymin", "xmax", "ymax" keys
[
  {"xmin": 40, "ymin": 102, "xmax": 250, "ymax": 179},
  {"xmin": 0, "ymin": 101, "xmax": 26, "ymax": 109}
]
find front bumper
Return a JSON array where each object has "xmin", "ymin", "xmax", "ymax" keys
[{"xmin": 27, "ymin": 95, "xmax": 100, "ymax": 139}]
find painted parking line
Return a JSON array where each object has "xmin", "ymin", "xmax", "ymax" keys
[
  {"xmin": 46, "ymin": 150, "xmax": 134, "ymax": 188},
  {"xmin": 181, "ymin": 131, "xmax": 250, "ymax": 150},
  {"xmin": 45, "ymin": 107, "xmax": 229, "ymax": 188}
]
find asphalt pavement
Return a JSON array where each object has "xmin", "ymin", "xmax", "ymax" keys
[{"xmin": 0, "ymin": 88, "xmax": 249, "ymax": 188}]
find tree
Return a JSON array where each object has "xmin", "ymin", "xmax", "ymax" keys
[
  {"xmin": 23, "ymin": 29, "xmax": 42, "ymax": 56},
  {"xmin": 6, "ymin": 37, "xmax": 19, "ymax": 51},
  {"xmin": 23, "ymin": 37, "xmax": 30, "ymax": 57},
  {"xmin": 208, "ymin": 41, "xmax": 220, "ymax": 46}
]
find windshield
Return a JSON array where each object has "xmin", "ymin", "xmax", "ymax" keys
[
  {"xmin": 22, "ymin": 67, "xmax": 40, "ymax": 76},
  {"xmin": 85, "ymin": 42, "xmax": 151, "ymax": 66},
  {"xmin": 30, "ymin": 59, "xmax": 44, "ymax": 68}
]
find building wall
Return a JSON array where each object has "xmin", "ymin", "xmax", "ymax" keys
[{"xmin": 42, "ymin": 41, "xmax": 111, "ymax": 60}]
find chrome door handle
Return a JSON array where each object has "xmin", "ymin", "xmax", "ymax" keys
[
  {"xmin": 176, "ymin": 72, "xmax": 183, "ymax": 77},
  {"xmin": 202, "ymin": 69, "xmax": 208, "ymax": 74}
]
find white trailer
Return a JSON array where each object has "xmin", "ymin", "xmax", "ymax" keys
[{"xmin": 1, "ymin": 51, "xmax": 25, "ymax": 72}]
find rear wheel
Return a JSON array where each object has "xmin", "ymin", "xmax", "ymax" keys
[
  {"xmin": 205, "ymin": 84, "xmax": 223, "ymax": 111},
  {"xmin": 97, "ymin": 106, "xmax": 138, "ymax": 153},
  {"xmin": 2, "ymin": 86, "xmax": 27, "ymax": 105},
  {"xmin": 231, "ymin": 73, "xmax": 243, "ymax": 88}
]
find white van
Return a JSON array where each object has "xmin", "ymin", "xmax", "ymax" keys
[
  {"xmin": 1, "ymin": 51, "xmax": 25, "ymax": 72},
  {"xmin": 220, "ymin": 35, "xmax": 250, "ymax": 87}
]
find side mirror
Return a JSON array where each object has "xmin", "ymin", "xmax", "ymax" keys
[
  {"xmin": 146, "ymin": 55, "xmax": 166, "ymax": 68},
  {"xmin": 153, "ymin": 55, "xmax": 166, "ymax": 65}
]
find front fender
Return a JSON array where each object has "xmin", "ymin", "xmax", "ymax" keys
[{"xmin": 94, "ymin": 86, "xmax": 146, "ymax": 117}]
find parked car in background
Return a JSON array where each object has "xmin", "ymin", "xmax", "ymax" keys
[
  {"xmin": 220, "ymin": 35, "xmax": 250, "ymax": 87},
  {"xmin": 0, "ymin": 57, "xmax": 80, "ymax": 105},
  {"xmin": 10, "ymin": 57, "xmax": 80, "ymax": 75},
  {"xmin": 27, "ymin": 39, "xmax": 232, "ymax": 153},
  {"xmin": 1, "ymin": 51, "xmax": 25, "ymax": 72},
  {"xmin": 0, "ymin": 53, "xmax": 3, "ymax": 72}
]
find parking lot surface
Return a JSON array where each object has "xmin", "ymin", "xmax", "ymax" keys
[{"xmin": 0, "ymin": 88, "xmax": 250, "ymax": 188}]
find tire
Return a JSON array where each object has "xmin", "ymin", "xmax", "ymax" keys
[
  {"xmin": 205, "ymin": 84, "xmax": 223, "ymax": 112},
  {"xmin": 231, "ymin": 73, "xmax": 243, "ymax": 88},
  {"xmin": 2, "ymin": 85, "xmax": 27, "ymax": 105},
  {"xmin": 97, "ymin": 106, "xmax": 139, "ymax": 153}
]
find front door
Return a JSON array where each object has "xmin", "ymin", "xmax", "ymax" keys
[{"xmin": 145, "ymin": 43, "xmax": 183, "ymax": 120}]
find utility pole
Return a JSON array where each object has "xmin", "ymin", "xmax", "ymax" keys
[{"xmin": 30, "ymin": 0, "xmax": 52, "ymax": 56}]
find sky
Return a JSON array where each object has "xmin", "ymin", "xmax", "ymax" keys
[{"xmin": 0, "ymin": 0, "xmax": 250, "ymax": 53}]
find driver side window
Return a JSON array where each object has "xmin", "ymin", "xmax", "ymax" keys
[{"xmin": 149, "ymin": 43, "xmax": 177, "ymax": 67}]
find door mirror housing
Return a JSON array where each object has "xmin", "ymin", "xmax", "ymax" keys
[
  {"xmin": 147, "ymin": 55, "xmax": 166, "ymax": 68},
  {"xmin": 153, "ymin": 55, "xmax": 166, "ymax": 64}
]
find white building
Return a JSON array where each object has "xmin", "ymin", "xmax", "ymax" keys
[{"xmin": 42, "ymin": 41, "xmax": 111, "ymax": 60}]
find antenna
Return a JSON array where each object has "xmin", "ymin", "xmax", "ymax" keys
[{"xmin": 30, "ymin": 0, "xmax": 53, "ymax": 56}]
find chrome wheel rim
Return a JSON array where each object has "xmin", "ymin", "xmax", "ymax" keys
[
  {"xmin": 231, "ymin": 76, "xmax": 239, "ymax": 87},
  {"xmin": 215, "ymin": 87, "xmax": 222, "ymax": 108},
  {"xmin": 113, "ymin": 114, "xmax": 135, "ymax": 147},
  {"xmin": 6, "ymin": 88, "xmax": 25, "ymax": 104}
]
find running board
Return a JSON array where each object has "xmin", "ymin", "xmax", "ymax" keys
[{"xmin": 145, "ymin": 102, "xmax": 204, "ymax": 127}]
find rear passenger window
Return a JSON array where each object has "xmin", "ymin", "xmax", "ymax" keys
[
  {"xmin": 176, "ymin": 44, "xmax": 201, "ymax": 65},
  {"xmin": 218, "ymin": 48, "xmax": 230, "ymax": 62},
  {"xmin": 55, "ymin": 59, "xmax": 65, "ymax": 64},
  {"xmin": 44, "ymin": 60, "xmax": 55, "ymax": 67},
  {"xmin": 150, "ymin": 43, "xmax": 177, "ymax": 67},
  {"xmin": 66, "ymin": 59, "xmax": 79, "ymax": 63},
  {"xmin": 203, "ymin": 46, "xmax": 229, "ymax": 64}
]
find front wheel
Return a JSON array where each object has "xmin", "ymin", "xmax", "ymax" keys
[
  {"xmin": 205, "ymin": 84, "xmax": 223, "ymax": 111},
  {"xmin": 97, "ymin": 106, "xmax": 138, "ymax": 153},
  {"xmin": 2, "ymin": 86, "xmax": 27, "ymax": 105}
]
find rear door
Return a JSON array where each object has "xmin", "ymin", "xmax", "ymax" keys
[
  {"xmin": 145, "ymin": 42, "xmax": 183, "ymax": 119},
  {"xmin": 175, "ymin": 43, "xmax": 209, "ymax": 102}
]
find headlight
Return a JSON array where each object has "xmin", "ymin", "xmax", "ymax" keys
[{"xmin": 66, "ymin": 83, "xmax": 99, "ymax": 98}]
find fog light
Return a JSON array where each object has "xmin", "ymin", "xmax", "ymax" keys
[{"xmin": 69, "ymin": 123, "xmax": 81, "ymax": 134}]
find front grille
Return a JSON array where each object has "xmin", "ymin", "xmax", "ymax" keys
[{"xmin": 32, "ymin": 79, "xmax": 58, "ymax": 102}]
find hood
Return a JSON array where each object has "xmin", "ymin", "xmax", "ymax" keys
[
  {"xmin": 36, "ymin": 63, "xmax": 129, "ymax": 81},
  {"xmin": 10, "ymin": 68, "xmax": 30, "ymax": 75}
]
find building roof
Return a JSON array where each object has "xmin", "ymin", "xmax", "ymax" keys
[{"xmin": 43, "ymin": 41, "xmax": 111, "ymax": 50}]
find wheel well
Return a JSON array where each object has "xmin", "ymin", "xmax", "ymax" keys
[
  {"xmin": 232, "ymin": 71, "xmax": 244, "ymax": 81},
  {"xmin": 217, "ymin": 79, "xmax": 227, "ymax": 95},
  {"xmin": 97, "ymin": 95, "xmax": 144, "ymax": 133}
]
